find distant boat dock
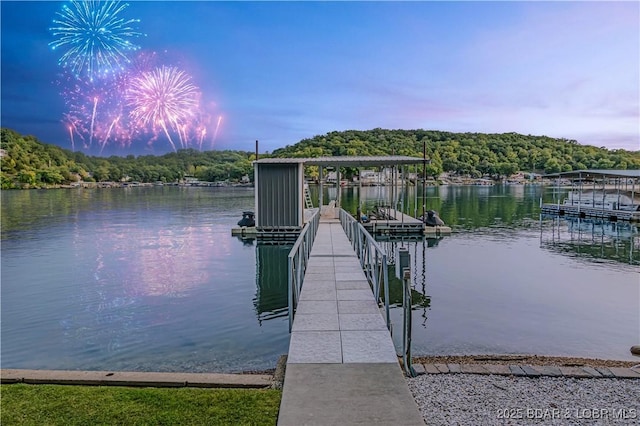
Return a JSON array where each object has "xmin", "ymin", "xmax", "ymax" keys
[
  {"xmin": 540, "ymin": 203, "xmax": 640, "ymax": 222},
  {"xmin": 541, "ymin": 170, "xmax": 640, "ymax": 223}
]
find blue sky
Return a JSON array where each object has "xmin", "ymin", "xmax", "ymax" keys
[{"xmin": 1, "ymin": 1, "xmax": 638, "ymax": 155}]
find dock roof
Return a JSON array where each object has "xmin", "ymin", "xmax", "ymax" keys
[
  {"xmin": 254, "ymin": 155, "xmax": 426, "ymax": 167},
  {"xmin": 543, "ymin": 169, "xmax": 640, "ymax": 179}
]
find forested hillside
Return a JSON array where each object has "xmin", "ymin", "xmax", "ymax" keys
[
  {"xmin": 1, "ymin": 127, "xmax": 638, "ymax": 189},
  {"xmin": 0, "ymin": 128, "xmax": 254, "ymax": 188},
  {"xmin": 272, "ymin": 129, "xmax": 640, "ymax": 178}
]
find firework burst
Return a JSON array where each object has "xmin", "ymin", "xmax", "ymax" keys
[
  {"xmin": 126, "ymin": 65, "xmax": 201, "ymax": 152},
  {"xmin": 49, "ymin": 0, "xmax": 143, "ymax": 81},
  {"xmin": 57, "ymin": 69, "xmax": 133, "ymax": 150},
  {"xmin": 49, "ymin": 3, "xmax": 222, "ymax": 154}
]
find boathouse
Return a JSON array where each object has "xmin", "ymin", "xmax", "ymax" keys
[{"xmin": 253, "ymin": 156, "xmax": 427, "ymax": 239}]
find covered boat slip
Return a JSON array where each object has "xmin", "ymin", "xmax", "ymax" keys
[
  {"xmin": 253, "ymin": 156, "xmax": 429, "ymax": 238},
  {"xmin": 541, "ymin": 169, "xmax": 640, "ymax": 222}
]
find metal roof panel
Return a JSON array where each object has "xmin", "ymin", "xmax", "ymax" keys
[
  {"xmin": 254, "ymin": 155, "xmax": 426, "ymax": 166},
  {"xmin": 543, "ymin": 169, "xmax": 640, "ymax": 179}
]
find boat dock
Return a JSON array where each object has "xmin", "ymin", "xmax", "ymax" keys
[
  {"xmin": 277, "ymin": 216, "xmax": 424, "ymax": 425},
  {"xmin": 364, "ymin": 207, "xmax": 452, "ymax": 236},
  {"xmin": 540, "ymin": 203, "xmax": 640, "ymax": 222},
  {"xmin": 542, "ymin": 170, "xmax": 640, "ymax": 223}
]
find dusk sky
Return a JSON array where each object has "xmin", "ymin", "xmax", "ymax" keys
[{"xmin": 1, "ymin": 1, "xmax": 639, "ymax": 156}]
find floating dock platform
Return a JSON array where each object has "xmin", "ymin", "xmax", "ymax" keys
[
  {"xmin": 234, "ymin": 211, "xmax": 452, "ymax": 239},
  {"xmin": 231, "ymin": 226, "xmax": 257, "ymax": 237},
  {"xmin": 363, "ymin": 207, "xmax": 424, "ymax": 235},
  {"xmin": 231, "ymin": 226, "xmax": 302, "ymax": 242},
  {"xmin": 361, "ymin": 207, "xmax": 452, "ymax": 236},
  {"xmin": 424, "ymin": 225, "xmax": 452, "ymax": 236},
  {"xmin": 540, "ymin": 204, "xmax": 640, "ymax": 223}
]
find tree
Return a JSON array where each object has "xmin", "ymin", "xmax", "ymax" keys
[
  {"xmin": 18, "ymin": 170, "xmax": 36, "ymax": 186},
  {"xmin": 37, "ymin": 169, "xmax": 65, "ymax": 184},
  {"xmin": 544, "ymin": 158, "xmax": 562, "ymax": 174},
  {"xmin": 424, "ymin": 151, "xmax": 443, "ymax": 178},
  {"xmin": 93, "ymin": 166, "xmax": 110, "ymax": 181},
  {"xmin": 496, "ymin": 162, "xmax": 519, "ymax": 178}
]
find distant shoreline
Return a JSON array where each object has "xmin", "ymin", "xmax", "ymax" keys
[{"xmin": 8, "ymin": 181, "xmax": 255, "ymax": 190}]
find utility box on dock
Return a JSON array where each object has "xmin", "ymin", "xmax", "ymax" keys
[{"xmin": 254, "ymin": 159, "xmax": 305, "ymax": 230}]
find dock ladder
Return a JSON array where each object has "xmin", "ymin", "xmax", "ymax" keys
[{"xmin": 304, "ymin": 183, "xmax": 314, "ymax": 209}]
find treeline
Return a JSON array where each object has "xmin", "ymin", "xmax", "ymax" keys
[
  {"xmin": 272, "ymin": 129, "xmax": 640, "ymax": 178},
  {"xmin": 0, "ymin": 128, "xmax": 254, "ymax": 189},
  {"xmin": 2, "ymin": 127, "xmax": 639, "ymax": 189}
]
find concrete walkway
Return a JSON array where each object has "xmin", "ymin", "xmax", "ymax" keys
[
  {"xmin": 0, "ymin": 369, "xmax": 272, "ymax": 388},
  {"xmin": 277, "ymin": 220, "xmax": 424, "ymax": 425}
]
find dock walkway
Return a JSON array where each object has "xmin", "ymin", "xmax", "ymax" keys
[{"xmin": 277, "ymin": 218, "xmax": 424, "ymax": 425}]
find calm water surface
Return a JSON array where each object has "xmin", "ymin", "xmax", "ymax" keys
[
  {"xmin": 2, "ymin": 185, "xmax": 638, "ymax": 372},
  {"xmin": 338, "ymin": 185, "xmax": 639, "ymax": 361},
  {"xmin": 2, "ymin": 187, "xmax": 289, "ymax": 372}
]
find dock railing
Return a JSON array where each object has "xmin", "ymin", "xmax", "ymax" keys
[
  {"xmin": 287, "ymin": 208, "xmax": 321, "ymax": 332},
  {"xmin": 338, "ymin": 209, "xmax": 391, "ymax": 331}
]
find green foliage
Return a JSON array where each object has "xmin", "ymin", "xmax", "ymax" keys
[
  {"xmin": 1, "ymin": 384, "xmax": 281, "ymax": 426},
  {"xmin": 272, "ymin": 129, "xmax": 640, "ymax": 177},
  {"xmin": 425, "ymin": 151, "xmax": 443, "ymax": 178},
  {"xmin": 2, "ymin": 127, "xmax": 638, "ymax": 188},
  {"xmin": 0, "ymin": 128, "xmax": 254, "ymax": 187}
]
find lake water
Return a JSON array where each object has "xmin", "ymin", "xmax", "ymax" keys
[
  {"xmin": 1, "ymin": 185, "xmax": 638, "ymax": 373},
  {"xmin": 340, "ymin": 185, "xmax": 639, "ymax": 361},
  {"xmin": 1, "ymin": 187, "xmax": 290, "ymax": 373}
]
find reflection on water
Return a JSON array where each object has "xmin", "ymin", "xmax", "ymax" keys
[
  {"xmin": 92, "ymin": 224, "xmax": 216, "ymax": 298},
  {"xmin": 540, "ymin": 216, "xmax": 639, "ymax": 266},
  {"xmin": 320, "ymin": 184, "xmax": 547, "ymax": 230},
  {"xmin": 1, "ymin": 187, "xmax": 290, "ymax": 373},
  {"xmin": 381, "ymin": 238, "xmax": 432, "ymax": 317},
  {"xmin": 382, "ymin": 230, "xmax": 638, "ymax": 361},
  {"xmin": 359, "ymin": 184, "xmax": 639, "ymax": 361},
  {"xmin": 254, "ymin": 242, "xmax": 291, "ymax": 323},
  {"xmin": 234, "ymin": 236, "xmax": 291, "ymax": 324}
]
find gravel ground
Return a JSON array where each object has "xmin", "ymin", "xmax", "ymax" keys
[
  {"xmin": 413, "ymin": 355, "xmax": 637, "ymax": 368},
  {"xmin": 407, "ymin": 374, "xmax": 640, "ymax": 426}
]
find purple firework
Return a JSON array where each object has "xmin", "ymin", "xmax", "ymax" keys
[
  {"xmin": 57, "ymin": 69, "xmax": 133, "ymax": 152},
  {"xmin": 126, "ymin": 65, "xmax": 201, "ymax": 152}
]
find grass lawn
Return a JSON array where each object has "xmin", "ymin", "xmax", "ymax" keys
[{"xmin": 1, "ymin": 384, "xmax": 281, "ymax": 425}]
